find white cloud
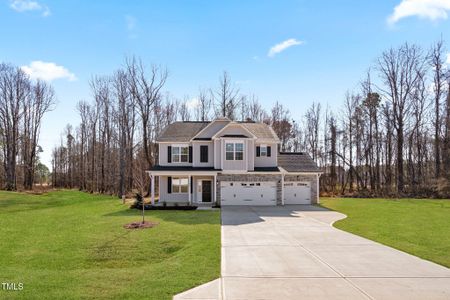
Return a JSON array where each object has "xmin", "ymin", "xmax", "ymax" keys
[
  {"xmin": 9, "ymin": 0, "xmax": 51, "ymax": 17},
  {"xmin": 125, "ymin": 15, "xmax": 138, "ymax": 39},
  {"xmin": 42, "ymin": 5, "xmax": 50, "ymax": 17},
  {"xmin": 186, "ymin": 97, "xmax": 200, "ymax": 110},
  {"xmin": 268, "ymin": 38, "xmax": 304, "ymax": 57},
  {"xmin": 387, "ymin": 0, "xmax": 450, "ymax": 24},
  {"xmin": 21, "ymin": 61, "xmax": 77, "ymax": 82}
]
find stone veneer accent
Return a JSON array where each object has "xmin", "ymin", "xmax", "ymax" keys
[
  {"xmin": 284, "ymin": 174, "xmax": 319, "ymax": 204},
  {"xmin": 216, "ymin": 173, "xmax": 283, "ymax": 205}
]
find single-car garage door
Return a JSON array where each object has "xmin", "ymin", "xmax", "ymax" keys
[
  {"xmin": 284, "ymin": 182, "xmax": 311, "ymax": 204},
  {"xmin": 220, "ymin": 181, "xmax": 277, "ymax": 206}
]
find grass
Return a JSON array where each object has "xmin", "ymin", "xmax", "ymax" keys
[
  {"xmin": 320, "ymin": 197, "xmax": 450, "ymax": 268},
  {"xmin": 0, "ymin": 190, "xmax": 221, "ymax": 299}
]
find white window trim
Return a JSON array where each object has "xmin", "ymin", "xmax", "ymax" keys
[
  {"xmin": 260, "ymin": 144, "xmax": 267, "ymax": 157},
  {"xmin": 171, "ymin": 144, "xmax": 189, "ymax": 163},
  {"xmin": 172, "ymin": 177, "xmax": 188, "ymax": 194},
  {"xmin": 225, "ymin": 140, "xmax": 244, "ymax": 161}
]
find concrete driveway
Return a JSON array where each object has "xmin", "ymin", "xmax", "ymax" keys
[{"xmin": 175, "ymin": 205, "xmax": 450, "ymax": 300}]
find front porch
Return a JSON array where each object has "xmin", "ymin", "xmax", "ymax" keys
[{"xmin": 147, "ymin": 170, "xmax": 218, "ymax": 206}]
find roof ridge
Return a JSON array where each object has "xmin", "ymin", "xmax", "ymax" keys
[{"xmin": 175, "ymin": 121, "xmax": 210, "ymax": 123}]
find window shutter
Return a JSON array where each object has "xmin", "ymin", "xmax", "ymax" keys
[
  {"xmin": 256, "ymin": 146, "xmax": 260, "ymax": 157},
  {"xmin": 167, "ymin": 146, "xmax": 172, "ymax": 163},
  {"xmin": 190, "ymin": 178, "xmax": 193, "ymax": 194},
  {"xmin": 200, "ymin": 145, "xmax": 208, "ymax": 163},
  {"xmin": 267, "ymin": 146, "xmax": 271, "ymax": 157},
  {"xmin": 167, "ymin": 176, "xmax": 172, "ymax": 193},
  {"xmin": 189, "ymin": 146, "xmax": 193, "ymax": 163}
]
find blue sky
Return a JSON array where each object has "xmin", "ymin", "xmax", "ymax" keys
[{"xmin": 1, "ymin": 0, "xmax": 450, "ymax": 166}]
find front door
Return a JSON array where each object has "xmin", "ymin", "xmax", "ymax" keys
[{"xmin": 201, "ymin": 180, "xmax": 212, "ymax": 203}]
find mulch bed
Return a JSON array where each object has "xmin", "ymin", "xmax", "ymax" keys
[
  {"xmin": 123, "ymin": 221, "xmax": 159, "ymax": 229},
  {"xmin": 134, "ymin": 204, "xmax": 198, "ymax": 210}
]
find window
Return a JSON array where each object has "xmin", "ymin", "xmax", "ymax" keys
[
  {"xmin": 200, "ymin": 145, "xmax": 208, "ymax": 163},
  {"xmin": 235, "ymin": 143, "xmax": 243, "ymax": 160},
  {"xmin": 225, "ymin": 142, "xmax": 244, "ymax": 160},
  {"xmin": 260, "ymin": 145, "xmax": 267, "ymax": 157},
  {"xmin": 256, "ymin": 145, "xmax": 271, "ymax": 157},
  {"xmin": 172, "ymin": 177, "xmax": 188, "ymax": 193},
  {"xmin": 172, "ymin": 146, "xmax": 188, "ymax": 163},
  {"xmin": 226, "ymin": 143, "xmax": 234, "ymax": 160}
]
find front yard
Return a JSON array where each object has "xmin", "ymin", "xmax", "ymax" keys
[
  {"xmin": 0, "ymin": 190, "xmax": 220, "ymax": 299},
  {"xmin": 320, "ymin": 197, "xmax": 450, "ymax": 268}
]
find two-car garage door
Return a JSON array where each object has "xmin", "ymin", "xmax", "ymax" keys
[{"xmin": 221, "ymin": 181, "xmax": 277, "ymax": 206}]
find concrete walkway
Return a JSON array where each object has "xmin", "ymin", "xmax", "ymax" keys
[{"xmin": 175, "ymin": 205, "xmax": 450, "ymax": 300}]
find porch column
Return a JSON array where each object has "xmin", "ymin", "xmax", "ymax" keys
[
  {"xmin": 158, "ymin": 176, "xmax": 161, "ymax": 202},
  {"xmin": 188, "ymin": 175, "xmax": 192, "ymax": 205},
  {"xmin": 151, "ymin": 174, "xmax": 155, "ymax": 205},
  {"xmin": 214, "ymin": 174, "xmax": 217, "ymax": 205},
  {"xmin": 281, "ymin": 173, "xmax": 285, "ymax": 206}
]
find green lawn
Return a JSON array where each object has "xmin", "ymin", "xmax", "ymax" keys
[
  {"xmin": 0, "ymin": 190, "xmax": 220, "ymax": 300},
  {"xmin": 320, "ymin": 197, "xmax": 450, "ymax": 268}
]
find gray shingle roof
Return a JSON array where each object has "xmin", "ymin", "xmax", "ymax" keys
[
  {"xmin": 278, "ymin": 152, "xmax": 321, "ymax": 173},
  {"xmin": 157, "ymin": 120, "xmax": 280, "ymax": 142},
  {"xmin": 240, "ymin": 122, "xmax": 279, "ymax": 141},
  {"xmin": 157, "ymin": 121, "xmax": 209, "ymax": 142}
]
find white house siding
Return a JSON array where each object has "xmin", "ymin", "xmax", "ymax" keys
[
  {"xmin": 158, "ymin": 143, "xmax": 192, "ymax": 167},
  {"xmin": 214, "ymin": 139, "xmax": 221, "ymax": 169},
  {"xmin": 195, "ymin": 120, "xmax": 228, "ymax": 138},
  {"xmin": 216, "ymin": 124, "xmax": 252, "ymax": 137},
  {"xmin": 158, "ymin": 175, "xmax": 215, "ymax": 204},
  {"xmin": 193, "ymin": 141, "xmax": 214, "ymax": 167},
  {"xmin": 159, "ymin": 176, "xmax": 190, "ymax": 203},
  {"xmin": 192, "ymin": 176, "xmax": 215, "ymax": 204},
  {"xmin": 254, "ymin": 142, "xmax": 278, "ymax": 168},
  {"xmin": 247, "ymin": 139, "xmax": 255, "ymax": 171},
  {"xmin": 222, "ymin": 139, "xmax": 247, "ymax": 171}
]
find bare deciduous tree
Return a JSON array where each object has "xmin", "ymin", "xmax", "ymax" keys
[
  {"xmin": 213, "ymin": 71, "xmax": 240, "ymax": 120},
  {"xmin": 377, "ymin": 43, "xmax": 427, "ymax": 193}
]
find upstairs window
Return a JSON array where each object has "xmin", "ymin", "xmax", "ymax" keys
[
  {"xmin": 200, "ymin": 145, "xmax": 208, "ymax": 163},
  {"xmin": 256, "ymin": 145, "xmax": 271, "ymax": 157},
  {"xmin": 172, "ymin": 146, "xmax": 189, "ymax": 163},
  {"xmin": 225, "ymin": 142, "xmax": 244, "ymax": 160},
  {"xmin": 260, "ymin": 145, "xmax": 267, "ymax": 157}
]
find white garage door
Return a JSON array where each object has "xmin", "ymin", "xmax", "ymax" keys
[
  {"xmin": 220, "ymin": 181, "xmax": 277, "ymax": 206},
  {"xmin": 284, "ymin": 182, "xmax": 311, "ymax": 204}
]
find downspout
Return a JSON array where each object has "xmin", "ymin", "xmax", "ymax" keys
[{"xmin": 317, "ymin": 173, "xmax": 321, "ymax": 204}]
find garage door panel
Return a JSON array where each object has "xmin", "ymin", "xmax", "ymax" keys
[
  {"xmin": 284, "ymin": 182, "xmax": 311, "ymax": 204},
  {"xmin": 221, "ymin": 182, "xmax": 277, "ymax": 206}
]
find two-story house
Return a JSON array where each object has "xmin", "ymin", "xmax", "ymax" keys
[{"xmin": 147, "ymin": 117, "xmax": 321, "ymax": 206}]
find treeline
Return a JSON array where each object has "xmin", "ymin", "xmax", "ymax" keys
[
  {"xmin": 52, "ymin": 40, "xmax": 450, "ymax": 198},
  {"xmin": 305, "ymin": 41, "xmax": 450, "ymax": 197},
  {"xmin": 0, "ymin": 63, "xmax": 55, "ymax": 190}
]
